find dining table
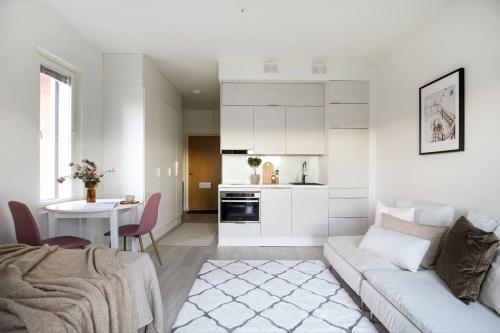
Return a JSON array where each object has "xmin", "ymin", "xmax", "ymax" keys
[{"xmin": 45, "ymin": 199, "xmax": 143, "ymax": 249}]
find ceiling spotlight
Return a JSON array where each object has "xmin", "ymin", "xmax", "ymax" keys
[{"xmin": 192, "ymin": 89, "xmax": 202, "ymax": 95}]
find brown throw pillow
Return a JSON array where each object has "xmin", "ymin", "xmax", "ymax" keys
[
  {"xmin": 436, "ymin": 216, "xmax": 499, "ymax": 303},
  {"xmin": 381, "ymin": 213, "xmax": 447, "ymax": 268}
]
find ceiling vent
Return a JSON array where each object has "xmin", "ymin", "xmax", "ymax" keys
[
  {"xmin": 312, "ymin": 63, "xmax": 327, "ymax": 75},
  {"xmin": 263, "ymin": 62, "xmax": 278, "ymax": 74}
]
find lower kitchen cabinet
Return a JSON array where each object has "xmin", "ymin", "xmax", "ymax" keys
[
  {"xmin": 329, "ymin": 218, "xmax": 368, "ymax": 236},
  {"xmin": 219, "ymin": 223, "xmax": 261, "ymax": 237},
  {"xmin": 329, "ymin": 198, "xmax": 368, "ymax": 218},
  {"xmin": 261, "ymin": 188, "xmax": 292, "ymax": 237},
  {"xmin": 292, "ymin": 188, "xmax": 329, "ymax": 237}
]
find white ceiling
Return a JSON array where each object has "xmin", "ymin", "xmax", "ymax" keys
[{"xmin": 40, "ymin": 0, "xmax": 450, "ymax": 110}]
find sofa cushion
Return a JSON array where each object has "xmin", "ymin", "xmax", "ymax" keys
[
  {"xmin": 395, "ymin": 198, "xmax": 454, "ymax": 227},
  {"xmin": 479, "ymin": 254, "xmax": 500, "ymax": 315},
  {"xmin": 358, "ymin": 226, "xmax": 430, "ymax": 272},
  {"xmin": 381, "ymin": 213, "xmax": 448, "ymax": 269},
  {"xmin": 436, "ymin": 217, "xmax": 498, "ymax": 303},
  {"xmin": 326, "ymin": 236, "xmax": 401, "ymax": 274},
  {"xmin": 375, "ymin": 201, "xmax": 415, "ymax": 226},
  {"xmin": 364, "ymin": 270, "xmax": 500, "ymax": 333}
]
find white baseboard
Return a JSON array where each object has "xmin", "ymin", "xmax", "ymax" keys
[{"xmin": 218, "ymin": 236, "xmax": 326, "ymax": 247}]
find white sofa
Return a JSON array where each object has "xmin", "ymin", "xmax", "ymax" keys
[{"xmin": 324, "ymin": 200, "xmax": 500, "ymax": 333}]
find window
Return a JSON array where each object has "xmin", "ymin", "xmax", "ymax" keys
[{"xmin": 39, "ymin": 57, "xmax": 75, "ymax": 201}]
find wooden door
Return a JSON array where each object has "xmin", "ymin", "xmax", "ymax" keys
[{"xmin": 188, "ymin": 136, "xmax": 221, "ymax": 211}]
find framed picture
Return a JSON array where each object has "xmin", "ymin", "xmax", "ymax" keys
[{"xmin": 419, "ymin": 68, "xmax": 464, "ymax": 155}]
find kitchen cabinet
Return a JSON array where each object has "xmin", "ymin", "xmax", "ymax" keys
[
  {"xmin": 253, "ymin": 106, "xmax": 286, "ymax": 154},
  {"xmin": 329, "ymin": 218, "xmax": 368, "ymax": 236},
  {"xmin": 285, "ymin": 107, "xmax": 324, "ymax": 154},
  {"xmin": 329, "ymin": 198, "xmax": 368, "ymax": 218},
  {"xmin": 221, "ymin": 83, "xmax": 323, "ymax": 106},
  {"xmin": 328, "ymin": 81, "xmax": 369, "ymax": 104},
  {"xmin": 292, "ymin": 188, "xmax": 328, "ymax": 237},
  {"xmin": 328, "ymin": 129, "xmax": 369, "ymax": 188},
  {"xmin": 220, "ymin": 106, "xmax": 254, "ymax": 150},
  {"xmin": 219, "ymin": 223, "xmax": 261, "ymax": 237},
  {"xmin": 261, "ymin": 188, "xmax": 292, "ymax": 237},
  {"xmin": 326, "ymin": 104, "xmax": 368, "ymax": 129}
]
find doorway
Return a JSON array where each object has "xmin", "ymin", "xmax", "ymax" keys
[{"xmin": 187, "ymin": 136, "xmax": 221, "ymax": 212}]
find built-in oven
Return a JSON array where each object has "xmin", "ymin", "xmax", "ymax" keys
[{"xmin": 220, "ymin": 191, "xmax": 260, "ymax": 223}]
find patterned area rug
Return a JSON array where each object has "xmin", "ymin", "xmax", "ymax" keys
[{"xmin": 172, "ymin": 260, "xmax": 377, "ymax": 332}]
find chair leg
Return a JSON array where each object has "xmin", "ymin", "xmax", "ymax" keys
[
  {"xmin": 123, "ymin": 236, "xmax": 127, "ymax": 251},
  {"xmin": 149, "ymin": 231, "xmax": 162, "ymax": 265},
  {"xmin": 138, "ymin": 235, "xmax": 144, "ymax": 252}
]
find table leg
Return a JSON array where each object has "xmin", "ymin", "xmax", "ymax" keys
[
  {"xmin": 48, "ymin": 212, "xmax": 56, "ymax": 238},
  {"xmin": 109, "ymin": 210, "xmax": 119, "ymax": 249}
]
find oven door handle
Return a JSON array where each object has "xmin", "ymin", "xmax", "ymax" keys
[{"xmin": 221, "ymin": 200, "xmax": 259, "ymax": 203}]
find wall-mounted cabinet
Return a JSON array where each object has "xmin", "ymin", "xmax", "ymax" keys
[
  {"xmin": 220, "ymin": 106, "xmax": 254, "ymax": 150},
  {"xmin": 326, "ymin": 104, "xmax": 369, "ymax": 129},
  {"xmin": 221, "ymin": 83, "xmax": 324, "ymax": 106},
  {"xmin": 220, "ymin": 84, "xmax": 325, "ymax": 154},
  {"xmin": 328, "ymin": 81, "xmax": 369, "ymax": 104},
  {"xmin": 254, "ymin": 106, "xmax": 286, "ymax": 154},
  {"xmin": 286, "ymin": 107, "xmax": 324, "ymax": 154}
]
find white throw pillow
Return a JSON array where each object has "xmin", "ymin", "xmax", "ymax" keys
[
  {"xmin": 479, "ymin": 254, "xmax": 500, "ymax": 315},
  {"xmin": 467, "ymin": 210, "xmax": 500, "ymax": 233},
  {"xmin": 395, "ymin": 198, "xmax": 454, "ymax": 227},
  {"xmin": 374, "ymin": 201, "xmax": 415, "ymax": 226},
  {"xmin": 358, "ymin": 226, "xmax": 431, "ymax": 272}
]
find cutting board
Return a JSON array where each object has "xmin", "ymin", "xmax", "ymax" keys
[{"xmin": 262, "ymin": 162, "xmax": 274, "ymax": 184}]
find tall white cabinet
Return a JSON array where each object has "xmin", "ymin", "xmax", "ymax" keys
[
  {"xmin": 102, "ymin": 54, "xmax": 183, "ymax": 245},
  {"xmin": 326, "ymin": 81, "xmax": 370, "ymax": 236}
]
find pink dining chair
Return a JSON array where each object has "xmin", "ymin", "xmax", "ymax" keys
[
  {"xmin": 8, "ymin": 201, "xmax": 91, "ymax": 249},
  {"xmin": 104, "ymin": 193, "xmax": 162, "ymax": 264}
]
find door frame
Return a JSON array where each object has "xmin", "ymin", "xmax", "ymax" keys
[{"xmin": 183, "ymin": 134, "xmax": 221, "ymax": 212}]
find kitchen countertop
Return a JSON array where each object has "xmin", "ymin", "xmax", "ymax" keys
[{"xmin": 218, "ymin": 183, "xmax": 328, "ymax": 189}]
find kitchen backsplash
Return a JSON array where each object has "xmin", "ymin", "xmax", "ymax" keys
[{"xmin": 222, "ymin": 155, "xmax": 319, "ymax": 184}]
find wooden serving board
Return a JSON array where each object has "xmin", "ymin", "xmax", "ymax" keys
[{"xmin": 262, "ymin": 162, "xmax": 274, "ymax": 184}]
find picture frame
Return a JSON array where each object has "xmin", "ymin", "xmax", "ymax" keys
[{"xmin": 419, "ymin": 68, "xmax": 464, "ymax": 155}]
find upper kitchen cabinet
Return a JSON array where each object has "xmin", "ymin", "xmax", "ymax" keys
[
  {"xmin": 254, "ymin": 106, "xmax": 286, "ymax": 154},
  {"xmin": 326, "ymin": 104, "xmax": 369, "ymax": 129},
  {"xmin": 328, "ymin": 81, "xmax": 369, "ymax": 104},
  {"xmin": 220, "ymin": 106, "xmax": 254, "ymax": 150},
  {"xmin": 221, "ymin": 83, "xmax": 323, "ymax": 106},
  {"xmin": 286, "ymin": 107, "xmax": 324, "ymax": 154}
]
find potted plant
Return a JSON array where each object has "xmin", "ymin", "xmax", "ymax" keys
[
  {"xmin": 57, "ymin": 159, "xmax": 116, "ymax": 203},
  {"xmin": 247, "ymin": 156, "xmax": 262, "ymax": 184}
]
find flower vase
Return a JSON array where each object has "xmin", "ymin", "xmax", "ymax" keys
[
  {"xmin": 250, "ymin": 174, "xmax": 260, "ymax": 185},
  {"xmin": 85, "ymin": 182, "xmax": 97, "ymax": 203}
]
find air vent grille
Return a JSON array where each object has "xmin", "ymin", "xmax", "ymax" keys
[
  {"xmin": 263, "ymin": 62, "xmax": 278, "ymax": 74},
  {"xmin": 312, "ymin": 63, "xmax": 327, "ymax": 75}
]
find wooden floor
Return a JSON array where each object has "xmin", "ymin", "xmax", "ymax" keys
[{"xmin": 145, "ymin": 215, "xmax": 386, "ymax": 332}]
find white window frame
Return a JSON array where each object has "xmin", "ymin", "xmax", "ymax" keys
[{"xmin": 39, "ymin": 52, "xmax": 80, "ymax": 205}]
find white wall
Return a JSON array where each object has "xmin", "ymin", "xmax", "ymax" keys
[
  {"xmin": 183, "ymin": 109, "xmax": 220, "ymax": 135},
  {"xmin": 0, "ymin": 0, "xmax": 103, "ymax": 243},
  {"xmin": 376, "ymin": 0, "xmax": 500, "ymax": 216}
]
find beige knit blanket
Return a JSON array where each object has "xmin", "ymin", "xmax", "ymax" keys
[{"xmin": 0, "ymin": 244, "xmax": 136, "ymax": 333}]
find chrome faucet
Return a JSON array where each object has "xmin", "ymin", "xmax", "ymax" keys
[{"xmin": 301, "ymin": 161, "xmax": 307, "ymax": 184}]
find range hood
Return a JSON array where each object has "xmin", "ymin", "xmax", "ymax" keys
[{"xmin": 221, "ymin": 149, "xmax": 254, "ymax": 155}]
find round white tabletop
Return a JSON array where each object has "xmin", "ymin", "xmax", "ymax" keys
[
  {"xmin": 45, "ymin": 199, "xmax": 143, "ymax": 249},
  {"xmin": 46, "ymin": 199, "xmax": 142, "ymax": 213}
]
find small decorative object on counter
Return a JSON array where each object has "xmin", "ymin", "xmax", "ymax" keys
[
  {"xmin": 275, "ymin": 170, "xmax": 280, "ymax": 184},
  {"xmin": 247, "ymin": 156, "xmax": 262, "ymax": 185},
  {"xmin": 57, "ymin": 159, "xmax": 116, "ymax": 203},
  {"xmin": 271, "ymin": 172, "xmax": 277, "ymax": 184},
  {"xmin": 262, "ymin": 162, "xmax": 274, "ymax": 184}
]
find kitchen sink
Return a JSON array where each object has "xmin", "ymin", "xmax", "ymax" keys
[{"xmin": 289, "ymin": 182, "xmax": 324, "ymax": 185}]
